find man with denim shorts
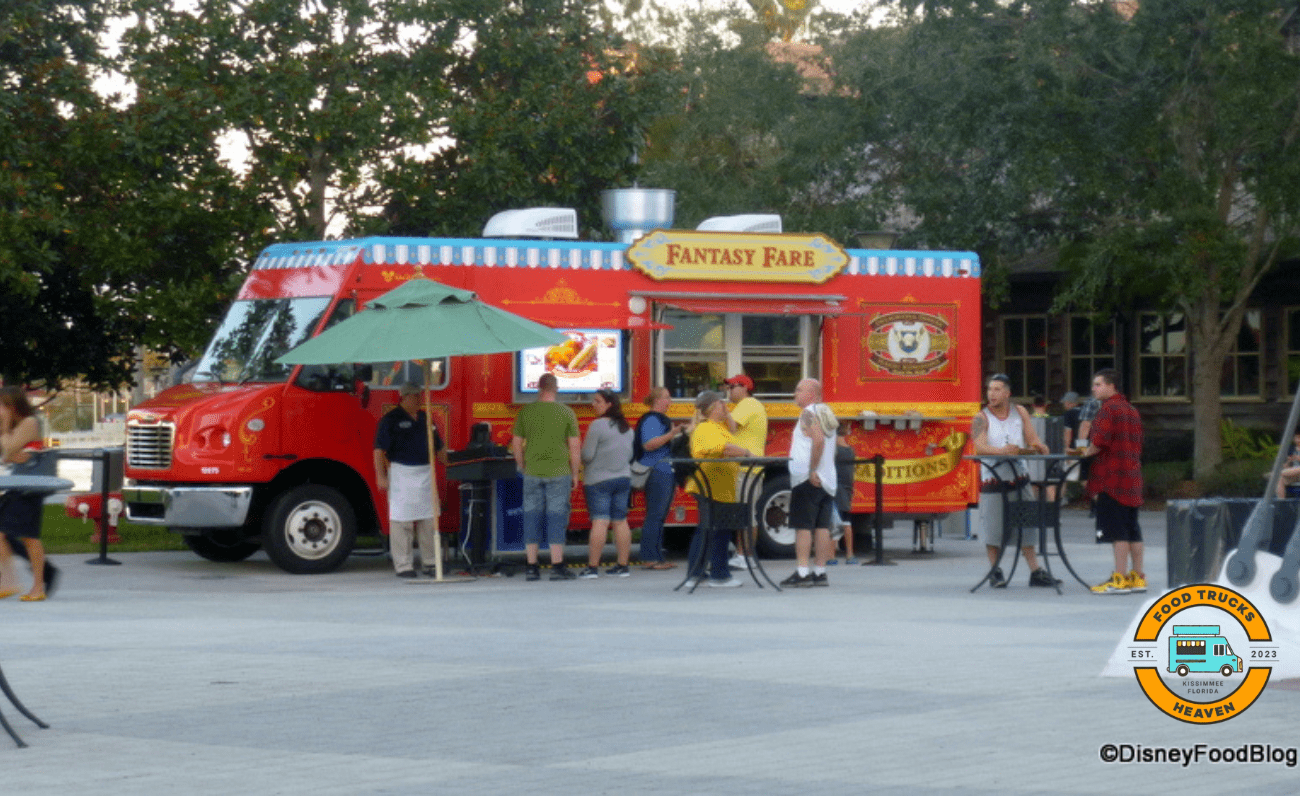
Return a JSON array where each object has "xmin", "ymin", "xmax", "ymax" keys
[
  {"xmin": 1085, "ymin": 368, "xmax": 1146, "ymax": 595},
  {"xmin": 781, "ymin": 379, "xmax": 838, "ymax": 588},
  {"xmin": 511, "ymin": 372, "xmax": 581, "ymax": 581}
]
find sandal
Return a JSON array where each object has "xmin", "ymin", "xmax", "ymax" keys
[
  {"xmin": 20, "ymin": 593, "xmax": 46, "ymax": 602},
  {"xmin": 0, "ymin": 589, "xmax": 19, "ymax": 600},
  {"xmin": 644, "ymin": 561, "xmax": 677, "ymax": 570}
]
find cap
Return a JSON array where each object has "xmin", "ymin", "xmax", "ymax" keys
[
  {"xmin": 695, "ymin": 390, "xmax": 724, "ymax": 413},
  {"xmin": 723, "ymin": 374, "xmax": 754, "ymax": 391},
  {"xmin": 1060, "ymin": 391, "xmax": 1079, "ymax": 404},
  {"xmin": 399, "ymin": 383, "xmax": 422, "ymax": 397}
]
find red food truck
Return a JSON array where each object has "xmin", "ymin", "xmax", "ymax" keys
[{"xmin": 123, "ymin": 195, "xmax": 983, "ymax": 573}]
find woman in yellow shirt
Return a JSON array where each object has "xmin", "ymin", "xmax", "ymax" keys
[{"xmin": 685, "ymin": 391, "xmax": 750, "ymax": 587}]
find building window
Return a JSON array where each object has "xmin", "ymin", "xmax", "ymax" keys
[
  {"xmin": 1221, "ymin": 310, "xmax": 1261, "ymax": 398},
  {"xmin": 1285, "ymin": 308, "xmax": 1300, "ymax": 393},
  {"xmin": 1138, "ymin": 312, "xmax": 1187, "ymax": 398},
  {"xmin": 660, "ymin": 310, "xmax": 811, "ymax": 398},
  {"xmin": 1001, "ymin": 315, "xmax": 1048, "ymax": 399},
  {"xmin": 1068, "ymin": 316, "xmax": 1116, "ymax": 396}
]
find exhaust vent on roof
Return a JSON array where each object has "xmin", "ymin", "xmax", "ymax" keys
[
  {"xmin": 482, "ymin": 208, "xmax": 579, "ymax": 239},
  {"xmin": 695, "ymin": 214, "xmax": 783, "ymax": 234}
]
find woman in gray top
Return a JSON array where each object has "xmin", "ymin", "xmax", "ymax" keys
[{"xmin": 579, "ymin": 389, "xmax": 635, "ymax": 578}]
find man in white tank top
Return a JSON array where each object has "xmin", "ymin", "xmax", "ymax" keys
[
  {"xmin": 971, "ymin": 374, "xmax": 1054, "ymax": 588},
  {"xmin": 781, "ymin": 378, "xmax": 839, "ymax": 588}
]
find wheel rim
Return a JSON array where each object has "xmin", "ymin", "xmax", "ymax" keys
[
  {"xmin": 760, "ymin": 490, "xmax": 796, "ymax": 547},
  {"xmin": 282, "ymin": 499, "xmax": 343, "ymax": 561}
]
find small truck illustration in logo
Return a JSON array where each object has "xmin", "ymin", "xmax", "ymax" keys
[{"xmin": 1168, "ymin": 625, "xmax": 1243, "ymax": 678}]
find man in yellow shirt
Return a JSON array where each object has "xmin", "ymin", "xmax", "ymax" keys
[{"xmin": 724, "ymin": 374, "xmax": 767, "ymax": 568}]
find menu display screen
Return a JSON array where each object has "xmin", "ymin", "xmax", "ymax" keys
[{"xmin": 517, "ymin": 329, "xmax": 625, "ymax": 394}]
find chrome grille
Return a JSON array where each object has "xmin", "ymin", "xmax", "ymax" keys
[{"xmin": 127, "ymin": 422, "xmax": 174, "ymax": 469}]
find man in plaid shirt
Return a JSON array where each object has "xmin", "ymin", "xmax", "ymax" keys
[{"xmin": 1084, "ymin": 368, "xmax": 1146, "ymax": 594}]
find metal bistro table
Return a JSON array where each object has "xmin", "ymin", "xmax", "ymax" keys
[
  {"xmin": 668, "ymin": 456, "xmax": 786, "ymax": 592},
  {"xmin": 0, "ymin": 473, "xmax": 72, "ymax": 747},
  {"xmin": 967, "ymin": 454, "xmax": 1087, "ymax": 594}
]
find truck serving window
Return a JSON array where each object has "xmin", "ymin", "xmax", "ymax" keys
[
  {"xmin": 660, "ymin": 310, "xmax": 811, "ymax": 398},
  {"xmin": 193, "ymin": 297, "xmax": 332, "ymax": 384}
]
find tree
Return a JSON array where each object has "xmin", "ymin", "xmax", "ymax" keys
[
  {"xmin": 633, "ymin": 5, "xmax": 874, "ymax": 238},
  {"xmin": 122, "ymin": 0, "xmax": 464, "ymax": 240},
  {"xmin": 376, "ymin": 0, "xmax": 665, "ymax": 240},
  {"xmin": 854, "ymin": 0, "xmax": 1300, "ymax": 479},
  {"xmin": 1, "ymin": 0, "xmax": 266, "ymax": 389}
]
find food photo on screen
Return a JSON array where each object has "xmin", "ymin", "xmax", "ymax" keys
[{"xmin": 518, "ymin": 329, "xmax": 623, "ymax": 393}]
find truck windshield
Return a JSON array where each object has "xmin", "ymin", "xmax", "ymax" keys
[{"xmin": 192, "ymin": 297, "xmax": 332, "ymax": 384}]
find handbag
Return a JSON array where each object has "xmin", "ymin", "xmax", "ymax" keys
[{"xmin": 629, "ymin": 461, "xmax": 652, "ymax": 490}]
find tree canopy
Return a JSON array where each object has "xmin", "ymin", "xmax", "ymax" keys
[
  {"xmin": 850, "ymin": 0, "xmax": 1300, "ymax": 476},
  {"xmin": 2, "ymin": 0, "xmax": 268, "ymax": 389}
]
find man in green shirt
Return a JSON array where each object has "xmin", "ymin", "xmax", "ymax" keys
[{"xmin": 511, "ymin": 372, "xmax": 582, "ymax": 581}]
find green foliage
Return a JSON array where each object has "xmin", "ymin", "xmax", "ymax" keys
[
  {"xmin": 1197, "ymin": 458, "xmax": 1275, "ymax": 499},
  {"xmin": 854, "ymin": 0, "xmax": 1300, "ymax": 479},
  {"xmin": 1220, "ymin": 419, "xmax": 1278, "ymax": 461},
  {"xmin": 1142, "ymin": 460, "xmax": 1193, "ymax": 500},
  {"xmin": 1, "ymin": 0, "xmax": 269, "ymax": 389},
  {"xmin": 376, "ymin": 0, "xmax": 662, "ymax": 239}
]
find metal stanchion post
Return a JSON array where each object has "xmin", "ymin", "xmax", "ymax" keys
[
  {"xmin": 861, "ymin": 454, "xmax": 895, "ymax": 567},
  {"xmin": 86, "ymin": 448, "xmax": 121, "ymax": 566}
]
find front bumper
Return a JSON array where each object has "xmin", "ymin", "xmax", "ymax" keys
[{"xmin": 123, "ymin": 485, "xmax": 254, "ymax": 528}]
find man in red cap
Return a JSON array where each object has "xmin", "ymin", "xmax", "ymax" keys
[{"xmin": 724, "ymin": 373, "xmax": 767, "ymax": 569}]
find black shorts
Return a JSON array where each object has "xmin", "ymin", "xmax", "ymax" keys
[
  {"xmin": 1094, "ymin": 492, "xmax": 1141, "ymax": 544},
  {"xmin": 0, "ymin": 492, "xmax": 43, "ymax": 540},
  {"xmin": 789, "ymin": 481, "xmax": 836, "ymax": 531}
]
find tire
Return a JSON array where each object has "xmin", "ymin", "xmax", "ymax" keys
[
  {"xmin": 261, "ymin": 484, "xmax": 356, "ymax": 574},
  {"xmin": 1221, "ymin": 664, "xmax": 1234, "ymax": 678},
  {"xmin": 755, "ymin": 474, "xmax": 795, "ymax": 559},
  {"xmin": 183, "ymin": 530, "xmax": 261, "ymax": 563},
  {"xmin": 1176, "ymin": 664, "xmax": 1189, "ymax": 677}
]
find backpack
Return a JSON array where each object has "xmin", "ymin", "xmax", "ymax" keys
[
  {"xmin": 669, "ymin": 431, "xmax": 696, "ymax": 489},
  {"xmin": 631, "ymin": 411, "xmax": 669, "ymax": 464}
]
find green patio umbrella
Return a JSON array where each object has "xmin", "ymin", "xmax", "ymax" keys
[
  {"xmin": 276, "ymin": 278, "xmax": 567, "ymax": 365},
  {"xmin": 277, "ymin": 278, "xmax": 567, "ymax": 581}
]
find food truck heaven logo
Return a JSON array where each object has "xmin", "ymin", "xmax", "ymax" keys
[
  {"xmin": 1125, "ymin": 583, "xmax": 1276, "ymax": 724},
  {"xmin": 864, "ymin": 310, "xmax": 951, "ymax": 376}
]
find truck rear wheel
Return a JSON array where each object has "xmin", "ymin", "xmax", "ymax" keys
[
  {"xmin": 755, "ymin": 474, "xmax": 795, "ymax": 559},
  {"xmin": 262, "ymin": 484, "xmax": 356, "ymax": 574},
  {"xmin": 183, "ymin": 530, "xmax": 261, "ymax": 563}
]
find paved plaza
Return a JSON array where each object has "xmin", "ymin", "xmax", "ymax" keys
[{"xmin": 3, "ymin": 509, "xmax": 1298, "ymax": 794}]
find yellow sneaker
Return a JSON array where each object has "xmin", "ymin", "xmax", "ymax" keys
[
  {"xmin": 1127, "ymin": 570, "xmax": 1147, "ymax": 593},
  {"xmin": 1090, "ymin": 571, "xmax": 1131, "ymax": 595}
]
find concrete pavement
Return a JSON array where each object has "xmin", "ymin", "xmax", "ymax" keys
[{"xmin": 3, "ymin": 508, "xmax": 1298, "ymax": 794}]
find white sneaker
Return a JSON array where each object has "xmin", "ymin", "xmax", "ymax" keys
[
  {"xmin": 708, "ymin": 577, "xmax": 744, "ymax": 588},
  {"xmin": 728, "ymin": 554, "xmax": 747, "ymax": 569}
]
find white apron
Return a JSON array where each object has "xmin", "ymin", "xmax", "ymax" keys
[{"xmin": 388, "ymin": 462, "xmax": 437, "ymax": 522}]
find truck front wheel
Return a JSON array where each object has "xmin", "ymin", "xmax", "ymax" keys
[
  {"xmin": 183, "ymin": 530, "xmax": 261, "ymax": 563},
  {"xmin": 755, "ymin": 474, "xmax": 796, "ymax": 559},
  {"xmin": 262, "ymin": 484, "xmax": 356, "ymax": 574}
]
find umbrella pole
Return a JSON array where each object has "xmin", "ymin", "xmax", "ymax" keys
[{"xmin": 423, "ymin": 359, "xmax": 445, "ymax": 582}]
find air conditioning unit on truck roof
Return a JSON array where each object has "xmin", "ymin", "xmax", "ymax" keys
[{"xmin": 482, "ymin": 208, "xmax": 578, "ymax": 240}]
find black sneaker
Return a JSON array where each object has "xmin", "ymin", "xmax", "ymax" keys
[
  {"xmin": 781, "ymin": 571, "xmax": 813, "ymax": 588},
  {"xmin": 525, "ymin": 564, "xmax": 541, "ymax": 581},
  {"xmin": 396, "ymin": 569, "xmax": 418, "ymax": 579},
  {"xmin": 605, "ymin": 564, "xmax": 630, "ymax": 577},
  {"xmin": 578, "ymin": 566, "xmax": 600, "ymax": 579},
  {"xmin": 550, "ymin": 564, "xmax": 576, "ymax": 580},
  {"xmin": 811, "ymin": 572, "xmax": 829, "ymax": 587},
  {"xmin": 988, "ymin": 566, "xmax": 1007, "ymax": 589},
  {"xmin": 1029, "ymin": 568, "xmax": 1061, "ymax": 588}
]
